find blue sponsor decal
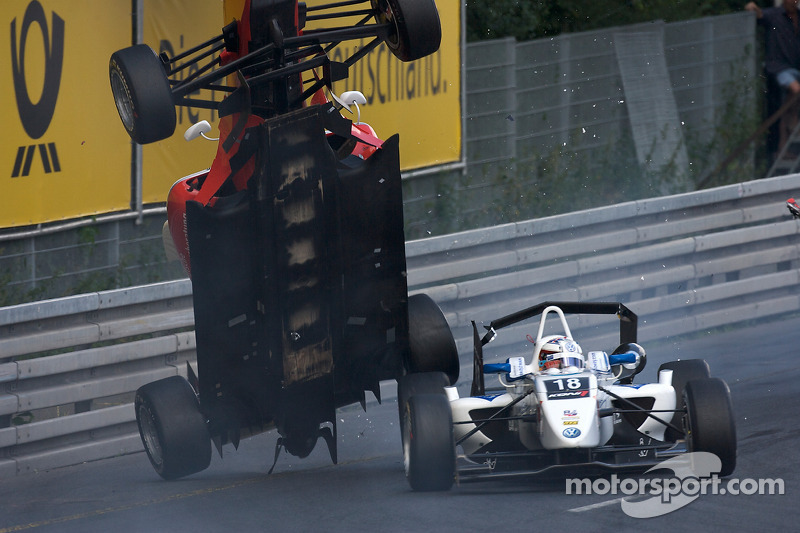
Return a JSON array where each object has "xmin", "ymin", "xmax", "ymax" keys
[
  {"xmin": 474, "ymin": 394, "xmax": 503, "ymax": 401},
  {"xmin": 563, "ymin": 427, "xmax": 581, "ymax": 439}
]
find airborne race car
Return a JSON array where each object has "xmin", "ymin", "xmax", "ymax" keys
[
  {"xmin": 399, "ymin": 302, "xmax": 737, "ymax": 491},
  {"xmin": 109, "ymin": 0, "xmax": 459, "ymax": 480},
  {"xmin": 788, "ymin": 198, "xmax": 800, "ymax": 218}
]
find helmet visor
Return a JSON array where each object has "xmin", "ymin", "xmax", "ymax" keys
[{"xmin": 559, "ymin": 356, "xmax": 585, "ymax": 369}]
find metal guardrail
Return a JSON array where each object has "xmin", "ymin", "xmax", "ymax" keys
[
  {"xmin": 3, "ymin": 173, "xmax": 800, "ymax": 477},
  {"xmin": 409, "ymin": 174, "xmax": 800, "ymax": 355},
  {"xmin": 0, "ymin": 281, "xmax": 195, "ymax": 477}
]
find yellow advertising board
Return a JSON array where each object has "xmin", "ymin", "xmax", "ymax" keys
[
  {"xmin": 0, "ymin": 0, "xmax": 461, "ymax": 229},
  {"xmin": 0, "ymin": 0, "xmax": 132, "ymax": 228}
]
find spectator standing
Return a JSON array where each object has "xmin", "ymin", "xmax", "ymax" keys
[{"xmin": 746, "ymin": 0, "xmax": 800, "ymax": 156}]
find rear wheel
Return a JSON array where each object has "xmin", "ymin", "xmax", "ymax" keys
[
  {"xmin": 373, "ymin": 0, "xmax": 441, "ymax": 61},
  {"xmin": 407, "ymin": 293, "xmax": 459, "ymax": 385},
  {"xmin": 683, "ymin": 378, "xmax": 737, "ymax": 477},
  {"xmin": 659, "ymin": 359, "xmax": 710, "ymax": 441},
  {"xmin": 403, "ymin": 393, "xmax": 455, "ymax": 491},
  {"xmin": 135, "ymin": 376, "xmax": 211, "ymax": 480},
  {"xmin": 109, "ymin": 44, "xmax": 176, "ymax": 144}
]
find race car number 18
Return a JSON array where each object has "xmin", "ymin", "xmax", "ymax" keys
[
  {"xmin": 551, "ymin": 378, "xmax": 584, "ymax": 390},
  {"xmin": 544, "ymin": 377, "xmax": 590, "ymax": 399}
]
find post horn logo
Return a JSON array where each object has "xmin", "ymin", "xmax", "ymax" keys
[{"xmin": 10, "ymin": 0, "xmax": 64, "ymax": 178}]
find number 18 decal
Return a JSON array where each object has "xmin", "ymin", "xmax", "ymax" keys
[{"xmin": 545, "ymin": 376, "xmax": 590, "ymax": 399}]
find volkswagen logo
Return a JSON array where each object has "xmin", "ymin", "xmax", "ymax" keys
[{"xmin": 563, "ymin": 427, "xmax": 581, "ymax": 439}]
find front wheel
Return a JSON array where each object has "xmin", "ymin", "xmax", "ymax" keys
[
  {"xmin": 659, "ymin": 359, "xmax": 710, "ymax": 441},
  {"xmin": 403, "ymin": 393, "xmax": 455, "ymax": 491},
  {"xmin": 135, "ymin": 376, "xmax": 212, "ymax": 480},
  {"xmin": 407, "ymin": 293, "xmax": 459, "ymax": 386},
  {"xmin": 397, "ymin": 371, "xmax": 449, "ymax": 446},
  {"xmin": 683, "ymin": 378, "xmax": 736, "ymax": 477},
  {"xmin": 372, "ymin": 0, "xmax": 441, "ymax": 61},
  {"xmin": 109, "ymin": 44, "xmax": 176, "ymax": 144}
]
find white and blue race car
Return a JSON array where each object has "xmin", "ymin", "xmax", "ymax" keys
[{"xmin": 397, "ymin": 301, "xmax": 737, "ymax": 491}]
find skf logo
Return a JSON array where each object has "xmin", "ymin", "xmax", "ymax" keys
[{"xmin": 10, "ymin": 0, "xmax": 64, "ymax": 178}]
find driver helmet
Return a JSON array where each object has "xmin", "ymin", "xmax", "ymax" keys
[{"xmin": 535, "ymin": 336, "xmax": 584, "ymax": 371}]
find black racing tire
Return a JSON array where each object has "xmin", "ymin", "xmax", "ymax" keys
[
  {"xmin": 407, "ymin": 293, "xmax": 459, "ymax": 386},
  {"xmin": 109, "ymin": 44, "xmax": 176, "ymax": 144},
  {"xmin": 403, "ymin": 393, "xmax": 455, "ymax": 491},
  {"xmin": 684, "ymin": 378, "xmax": 737, "ymax": 477},
  {"xmin": 135, "ymin": 376, "xmax": 211, "ymax": 480},
  {"xmin": 658, "ymin": 359, "xmax": 710, "ymax": 441},
  {"xmin": 372, "ymin": 0, "xmax": 441, "ymax": 61},
  {"xmin": 397, "ymin": 371, "xmax": 449, "ymax": 446}
]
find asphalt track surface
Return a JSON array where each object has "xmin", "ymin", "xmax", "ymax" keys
[{"xmin": 0, "ymin": 316, "xmax": 797, "ymax": 532}]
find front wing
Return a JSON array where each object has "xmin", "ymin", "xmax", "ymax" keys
[{"xmin": 456, "ymin": 441, "xmax": 688, "ymax": 483}]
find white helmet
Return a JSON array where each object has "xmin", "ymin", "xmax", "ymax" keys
[{"xmin": 535, "ymin": 336, "xmax": 584, "ymax": 371}]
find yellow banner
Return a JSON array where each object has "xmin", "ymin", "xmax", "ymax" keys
[
  {"xmin": 0, "ymin": 0, "xmax": 132, "ymax": 228},
  {"xmin": 0, "ymin": 1, "xmax": 461, "ymax": 228}
]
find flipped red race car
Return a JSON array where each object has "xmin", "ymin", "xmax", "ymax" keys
[
  {"xmin": 109, "ymin": 0, "xmax": 458, "ymax": 480},
  {"xmin": 787, "ymin": 197, "xmax": 800, "ymax": 218}
]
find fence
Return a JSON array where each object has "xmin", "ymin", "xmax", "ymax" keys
[
  {"xmin": 464, "ymin": 11, "xmax": 755, "ymax": 180},
  {"xmin": 457, "ymin": 12, "xmax": 757, "ymax": 229},
  {"xmin": 0, "ymin": 209, "xmax": 186, "ymax": 307},
  {"xmin": 3, "ymin": 172, "xmax": 800, "ymax": 477}
]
